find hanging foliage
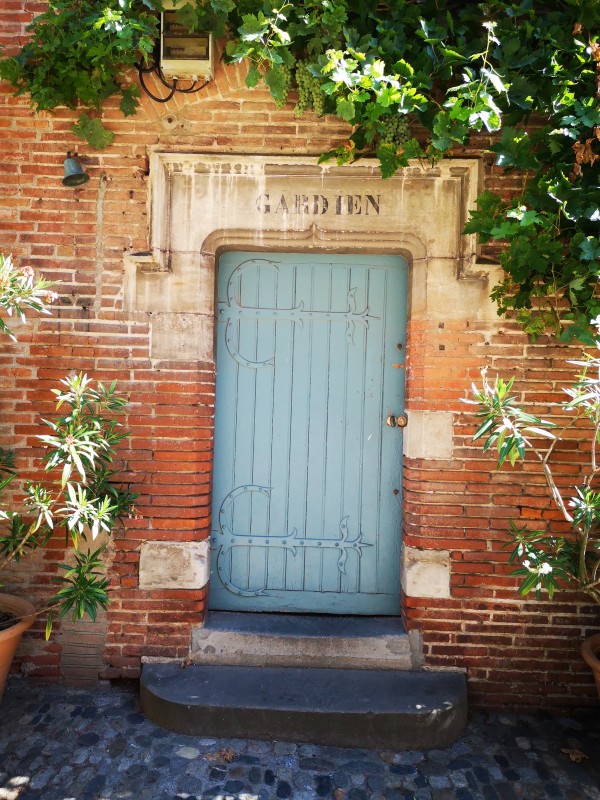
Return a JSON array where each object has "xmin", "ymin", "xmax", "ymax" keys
[{"xmin": 0, "ymin": 1, "xmax": 599, "ymax": 342}]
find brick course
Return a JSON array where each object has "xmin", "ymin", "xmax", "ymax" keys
[{"xmin": 1, "ymin": 2, "xmax": 598, "ymax": 709}]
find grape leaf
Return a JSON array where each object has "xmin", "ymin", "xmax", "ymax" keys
[
  {"xmin": 119, "ymin": 86, "xmax": 139, "ymax": 117},
  {"xmin": 246, "ymin": 64, "xmax": 260, "ymax": 88},
  {"xmin": 580, "ymin": 237, "xmax": 600, "ymax": 262},
  {"xmin": 336, "ymin": 97, "xmax": 355, "ymax": 122},
  {"xmin": 264, "ymin": 65, "xmax": 287, "ymax": 104},
  {"xmin": 72, "ymin": 114, "xmax": 114, "ymax": 149}
]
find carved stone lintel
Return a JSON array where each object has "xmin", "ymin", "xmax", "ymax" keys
[{"xmin": 124, "ymin": 156, "xmax": 501, "ymax": 354}]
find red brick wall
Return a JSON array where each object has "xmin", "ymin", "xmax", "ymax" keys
[
  {"xmin": 403, "ymin": 324, "xmax": 599, "ymax": 709},
  {"xmin": 1, "ymin": 2, "xmax": 598, "ymax": 708}
]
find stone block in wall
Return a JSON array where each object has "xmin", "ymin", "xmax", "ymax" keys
[
  {"xmin": 402, "ymin": 546, "xmax": 451, "ymax": 599},
  {"xmin": 139, "ymin": 541, "xmax": 210, "ymax": 589},
  {"xmin": 403, "ymin": 410, "xmax": 454, "ymax": 460},
  {"xmin": 150, "ymin": 312, "xmax": 213, "ymax": 361},
  {"xmin": 127, "ymin": 252, "xmax": 215, "ymax": 315},
  {"xmin": 424, "ymin": 258, "xmax": 503, "ymax": 321}
]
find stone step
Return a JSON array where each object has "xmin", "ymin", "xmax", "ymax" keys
[
  {"xmin": 140, "ymin": 663, "xmax": 467, "ymax": 750},
  {"xmin": 190, "ymin": 612, "xmax": 419, "ymax": 670}
]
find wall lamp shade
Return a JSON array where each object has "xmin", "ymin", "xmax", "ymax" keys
[{"xmin": 62, "ymin": 155, "xmax": 90, "ymax": 186}]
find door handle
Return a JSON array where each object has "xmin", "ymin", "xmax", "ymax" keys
[{"xmin": 386, "ymin": 413, "xmax": 408, "ymax": 428}]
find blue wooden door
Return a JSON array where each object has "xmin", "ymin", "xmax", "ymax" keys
[{"xmin": 210, "ymin": 252, "xmax": 407, "ymax": 614}]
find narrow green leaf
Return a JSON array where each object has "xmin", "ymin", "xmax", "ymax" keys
[{"xmin": 45, "ymin": 611, "xmax": 53, "ymax": 641}]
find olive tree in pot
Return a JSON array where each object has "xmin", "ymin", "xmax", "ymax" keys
[
  {"xmin": 465, "ymin": 326, "xmax": 600, "ymax": 699},
  {"xmin": 0, "ymin": 254, "xmax": 136, "ymax": 700}
]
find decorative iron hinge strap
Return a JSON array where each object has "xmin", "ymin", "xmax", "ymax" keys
[{"xmin": 211, "ymin": 484, "xmax": 371, "ymax": 596}]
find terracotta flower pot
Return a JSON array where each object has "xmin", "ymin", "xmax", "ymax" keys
[
  {"xmin": 0, "ymin": 593, "xmax": 36, "ymax": 702},
  {"xmin": 581, "ymin": 633, "xmax": 600, "ymax": 700}
]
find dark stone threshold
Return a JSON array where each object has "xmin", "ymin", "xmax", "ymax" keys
[
  {"xmin": 141, "ymin": 662, "xmax": 467, "ymax": 750},
  {"xmin": 203, "ymin": 611, "xmax": 407, "ymax": 639}
]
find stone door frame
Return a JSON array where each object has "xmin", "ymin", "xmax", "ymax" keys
[{"xmin": 129, "ymin": 154, "xmax": 500, "ymax": 612}]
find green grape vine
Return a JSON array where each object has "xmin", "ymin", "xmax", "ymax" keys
[
  {"xmin": 294, "ymin": 61, "xmax": 327, "ymax": 117},
  {"xmin": 378, "ymin": 115, "xmax": 411, "ymax": 148},
  {"xmin": 275, "ymin": 63, "xmax": 293, "ymax": 109},
  {"xmin": 0, "ymin": 0, "xmax": 598, "ymax": 344}
]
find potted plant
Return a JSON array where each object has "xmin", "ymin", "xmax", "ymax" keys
[
  {"xmin": 0, "ymin": 254, "xmax": 136, "ymax": 700},
  {"xmin": 465, "ymin": 326, "xmax": 600, "ymax": 698}
]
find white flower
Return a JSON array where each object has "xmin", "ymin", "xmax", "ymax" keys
[{"xmin": 523, "ymin": 558, "xmax": 552, "ymax": 576}]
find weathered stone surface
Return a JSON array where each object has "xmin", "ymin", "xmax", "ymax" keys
[
  {"xmin": 140, "ymin": 662, "xmax": 468, "ymax": 749},
  {"xmin": 139, "ymin": 541, "xmax": 210, "ymax": 590},
  {"xmin": 403, "ymin": 410, "xmax": 454, "ymax": 461},
  {"xmin": 402, "ymin": 546, "xmax": 451, "ymax": 600},
  {"xmin": 149, "ymin": 156, "xmax": 478, "ymax": 259},
  {"xmin": 126, "ymin": 156, "xmax": 493, "ymax": 359},
  {"xmin": 191, "ymin": 612, "xmax": 415, "ymax": 670},
  {"xmin": 150, "ymin": 311, "xmax": 213, "ymax": 361},
  {"xmin": 424, "ymin": 257, "xmax": 502, "ymax": 321}
]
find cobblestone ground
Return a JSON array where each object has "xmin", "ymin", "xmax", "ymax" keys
[{"xmin": 0, "ymin": 679, "xmax": 599, "ymax": 800}]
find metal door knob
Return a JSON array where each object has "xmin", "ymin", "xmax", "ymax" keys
[{"xmin": 386, "ymin": 414, "xmax": 408, "ymax": 428}]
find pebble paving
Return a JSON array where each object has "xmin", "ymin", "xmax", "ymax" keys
[{"xmin": 1, "ymin": 678, "xmax": 599, "ymax": 800}]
